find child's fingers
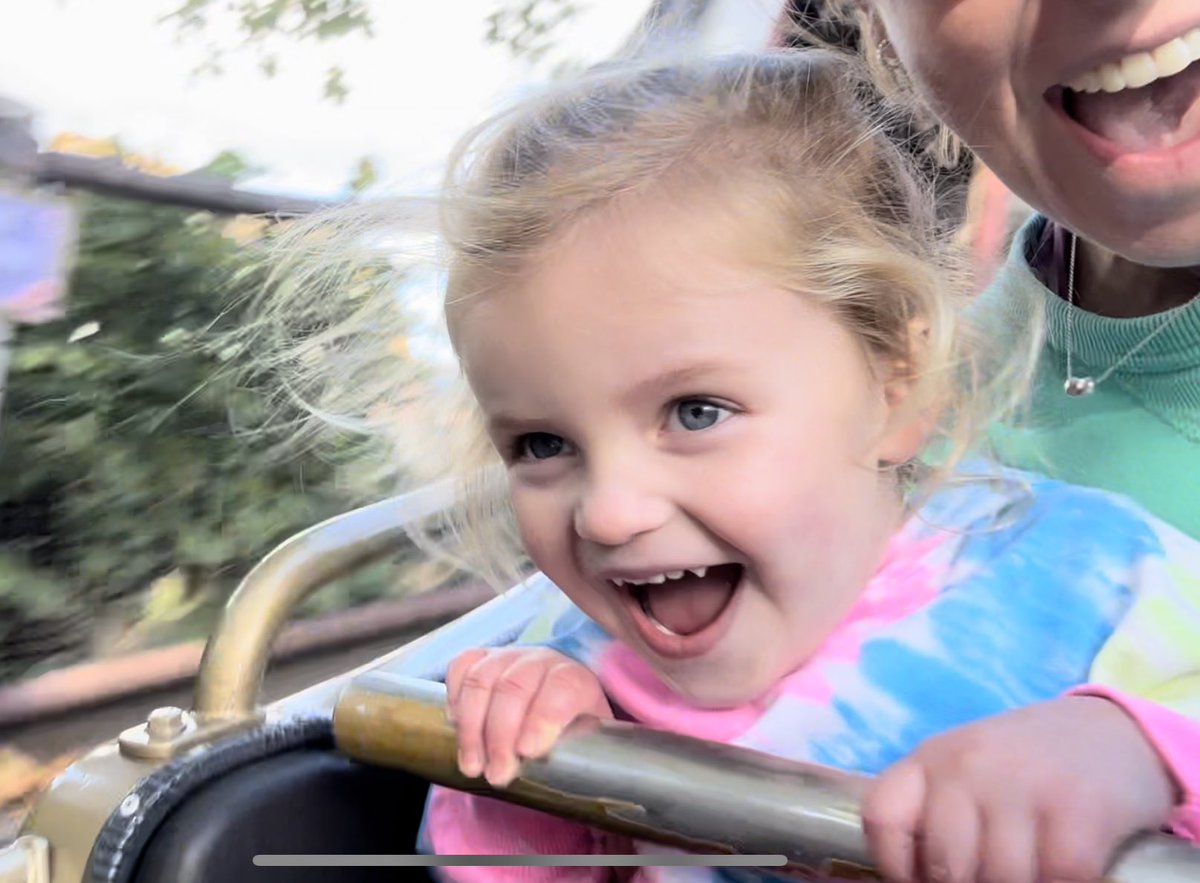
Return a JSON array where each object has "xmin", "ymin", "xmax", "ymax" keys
[
  {"xmin": 914, "ymin": 783, "xmax": 979, "ymax": 883},
  {"xmin": 480, "ymin": 654, "xmax": 556, "ymax": 787},
  {"xmin": 442, "ymin": 648, "xmax": 604, "ymax": 788},
  {"xmin": 976, "ymin": 808, "xmax": 1036, "ymax": 883},
  {"xmin": 1037, "ymin": 806, "xmax": 1112, "ymax": 883},
  {"xmin": 445, "ymin": 648, "xmax": 490, "ymax": 719},
  {"xmin": 516, "ymin": 660, "xmax": 610, "ymax": 758},
  {"xmin": 861, "ymin": 759, "xmax": 925, "ymax": 883},
  {"xmin": 449, "ymin": 651, "xmax": 509, "ymax": 779}
]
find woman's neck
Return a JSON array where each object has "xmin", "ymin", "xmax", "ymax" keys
[{"xmin": 1076, "ymin": 238, "xmax": 1200, "ymax": 318}]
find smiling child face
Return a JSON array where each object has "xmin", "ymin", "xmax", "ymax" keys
[{"xmin": 452, "ymin": 198, "xmax": 915, "ymax": 707}]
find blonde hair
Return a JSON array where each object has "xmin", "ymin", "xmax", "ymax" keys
[{"xmin": 240, "ymin": 49, "xmax": 1040, "ymax": 588}]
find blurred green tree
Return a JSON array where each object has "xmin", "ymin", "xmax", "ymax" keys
[{"xmin": 0, "ymin": 192, "xmax": 359, "ymax": 680}]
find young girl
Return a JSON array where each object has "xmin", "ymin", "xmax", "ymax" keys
[{"xmin": 271, "ymin": 49, "xmax": 1200, "ymax": 882}]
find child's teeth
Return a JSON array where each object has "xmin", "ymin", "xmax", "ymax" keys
[
  {"xmin": 1067, "ymin": 28, "xmax": 1200, "ymax": 94},
  {"xmin": 618, "ymin": 567, "xmax": 713, "ymax": 586},
  {"xmin": 652, "ymin": 619, "xmax": 679, "ymax": 637}
]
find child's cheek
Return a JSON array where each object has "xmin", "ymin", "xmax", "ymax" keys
[{"xmin": 510, "ymin": 490, "xmax": 560, "ymax": 566}]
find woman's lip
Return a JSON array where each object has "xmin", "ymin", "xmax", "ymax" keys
[
  {"xmin": 1045, "ymin": 84, "xmax": 1200, "ymax": 167},
  {"xmin": 619, "ymin": 574, "xmax": 742, "ymax": 661}
]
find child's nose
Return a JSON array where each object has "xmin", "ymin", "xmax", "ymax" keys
[{"xmin": 573, "ymin": 469, "xmax": 672, "ymax": 548}]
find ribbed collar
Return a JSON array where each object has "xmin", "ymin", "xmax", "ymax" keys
[
  {"xmin": 976, "ymin": 216, "xmax": 1200, "ymax": 442},
  {"xmin": 1000, "ymin": 216, "xmax": 1200, "ymax": 377}
]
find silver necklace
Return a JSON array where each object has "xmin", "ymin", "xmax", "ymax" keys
[{"xmin": 1063, "ymin": 233, "xmax": 1200, "ymax": 396}]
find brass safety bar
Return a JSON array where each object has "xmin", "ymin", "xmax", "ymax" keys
[
  {"xmin": 333, "ymin": 671, "xmax": 1200, "ymax": 883},
  {"xmin": 193, "ymin": 482, "xmax": 455, "ymax": 723},
  {"xmin": 0, "ymin": 838, "xmax": 48, "ymax": 883}
]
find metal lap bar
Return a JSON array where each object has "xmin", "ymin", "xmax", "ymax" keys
[
  {"xmin": 193, "ymin": 482, "xmax": 456, "ymax": 724},
  {"xmin": 333, "ymin": 671, "xmax": 1200, "ymax": 883}
]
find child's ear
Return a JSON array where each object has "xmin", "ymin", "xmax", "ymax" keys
[
  {"xmin": 878, "ymin": 385, "xmax": 936, "ymax": 466},
  {"xmin": 877, "ymin": 319, "xmax": 938, "ymax": 465}
]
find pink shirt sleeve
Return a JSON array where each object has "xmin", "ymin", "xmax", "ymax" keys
[
  {"xmin": 1067, "ymin": 685, "xmax": 1200, "ymax": 841},
  {"xmin": 423, "ymin": 784, "xmax": 632, "ymax": 882}
]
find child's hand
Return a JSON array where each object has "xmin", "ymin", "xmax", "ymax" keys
[
  {"xmin": 862, "ymin": 696, "xmax": 1177, "ymax": 883},
  {"xmin": 444, "ymin": 646, "xmax": 613, "ymax": 789}
]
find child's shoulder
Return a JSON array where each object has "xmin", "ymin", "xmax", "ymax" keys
[
  {"xmin": 915, "ymin": 461, "xmax": 1196, "ymax": 570},
  {"xmin": 513, "ymin": 572, "xmax": 610, "ymax": 662}
]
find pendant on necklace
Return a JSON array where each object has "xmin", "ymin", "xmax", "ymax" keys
[{"xmin": 1064, "ymin": 376, "xmax": 1096, "ymax": 397}]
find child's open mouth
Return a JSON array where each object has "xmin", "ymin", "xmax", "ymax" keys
[
  {"xmin": 1053, "ymin": 29, "xmax": 1200, "ymax": 154},
  {"xmin": 611, "ymin": 563, "xmax": 743, "ymax": 659}
]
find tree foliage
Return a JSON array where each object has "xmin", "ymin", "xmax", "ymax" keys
[
  {"xmin": 163, "ymin": 0, "xmax": 375, "ymax": 104},
  {"xmin": 161, "ymin": 0, "xmax": 584, "ymax": 101},
  {"xmin": 485, "ymin": 0, "xmax": 580, "ymax": 64},
  {"xmin": 0, "ymin": 193, "xmax": 359, "ymax": 680}
]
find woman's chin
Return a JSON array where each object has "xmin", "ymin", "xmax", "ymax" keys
[{"xmin": 1058, "ymin": 208, "xmax": 1200, "ymax": 270}]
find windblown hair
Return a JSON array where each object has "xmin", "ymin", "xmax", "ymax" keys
[
  {"xmin": 781, "ymin": 1, "xmax": 965, "ymax": 170},
  {"xmin": 239, "ymin": 48, "xmax": 1041, "ymax": 588}
]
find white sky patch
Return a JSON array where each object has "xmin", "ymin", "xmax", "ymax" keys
[
  {"xmin": 0, "ymin": 1, "xmax": 652, "ymax": 198},
  {"xmin": 0, "ymin": 1, "xmax": 780, "ymax": 370}
]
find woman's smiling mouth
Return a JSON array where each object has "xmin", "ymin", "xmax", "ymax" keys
[
  {"xmin": 1065, "ymin": 29, "xmax": 1200, "ymax": 95},
  {"xmin": 1052, "ymin": 27, "xmax": 1200, "ymax": 155}
]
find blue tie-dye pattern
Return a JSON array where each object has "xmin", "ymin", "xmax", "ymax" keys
[
  {"xmin": 421, "ymin": 466, "xmax": 1195, "ymax": 880},
  {"xmin": 800, "ymin": 481, "xmax": 1156, "ymax": 778}
]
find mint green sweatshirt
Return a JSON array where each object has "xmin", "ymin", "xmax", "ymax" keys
[{"xmin": 982, "ymin": 216, "xmax": 1200, "ymax": 538}]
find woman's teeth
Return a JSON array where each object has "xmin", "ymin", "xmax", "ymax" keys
[
  {"xmin": 610, "ymin": 567, "xmax": 707, "ymax": 587},
  {"xmin": 1067, "ymin": 29, "xmax": 1200, "ymax": 94}
]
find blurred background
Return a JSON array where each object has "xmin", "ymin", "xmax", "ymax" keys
[
  {"xmin": 0, "ymin": 0, "xmax": 1021, "ymax": 842},
  {"xmin": 0, "ymin": 0, "xmax": 795, "ymax": 840}
]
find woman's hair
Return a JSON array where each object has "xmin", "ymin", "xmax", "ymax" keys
[
  {"xmin": 781, "ymin": 1, "xmax": 963, "ymax": 170},
  {"xmin": 240, "ymin": 48, "xmax": 1041, "ymax": 588}
]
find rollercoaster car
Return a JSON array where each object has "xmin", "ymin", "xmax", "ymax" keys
[{"xmin": 5, "ymin": 486, "xmax": 1200, "ymax": 883}]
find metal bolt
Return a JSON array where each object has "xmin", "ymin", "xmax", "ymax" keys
[
  {"xmin": 146, "ymin": 705, "xmax": 188, "ymax": 741},
  {"xmin": 119, "ymin": 794, "xmax": 140, "ymax": 817}
]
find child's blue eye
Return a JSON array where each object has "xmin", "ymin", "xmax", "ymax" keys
[
  {"xmin": 518, "ymin": 432, "xmax": 570, "ymax": 460},
  {"xmin": 672, "ymin": 399, "xmax": 731, "ymax": 432}
]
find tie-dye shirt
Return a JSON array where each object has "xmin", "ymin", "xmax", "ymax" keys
[{"xmin": 421, "ymin": 467, "xmax": 1200, "ymax": 881}]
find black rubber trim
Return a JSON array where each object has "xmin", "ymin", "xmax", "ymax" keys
[{"xmin": 88, "ymin": 715, "xmax": 335, "ymax": 883}]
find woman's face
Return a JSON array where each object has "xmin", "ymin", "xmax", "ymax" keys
[{"xmin": 869, "ymin": 0, "xmax": 1200, "ymax": 266}]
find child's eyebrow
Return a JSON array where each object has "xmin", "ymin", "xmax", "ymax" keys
[
  {"xmin": 483, "ymin": 412, "xmax": 547, "ymax": 438},
  {"xmin": 482, "ymin": 361, "xmax": 734, "ymax": 436},
  {"xmin": 621, "ymin": 361, "xmax": 730, "ymax": 405}
]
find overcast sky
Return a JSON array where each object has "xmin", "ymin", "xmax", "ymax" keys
[{"xmin": 0, "ymin": 1, "xmax": 655, "ymax": 198}]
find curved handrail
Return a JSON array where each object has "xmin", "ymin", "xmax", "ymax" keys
[
  {"xmin": 192, "ymin": 481, "xmax": 456, "ymax": 721},
  {"xmin": 334, "ymin": 672, "xmax": 1200, "ymax": 883}
]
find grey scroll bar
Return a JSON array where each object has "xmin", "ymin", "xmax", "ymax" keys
[{"xmin": 253, "ymin": 854, "xmax": 789, "ymax": 868}]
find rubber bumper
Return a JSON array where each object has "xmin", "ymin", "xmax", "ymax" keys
[{"xmin": 89, "ymin": 716, "xmax": 435, "ymax": 883}]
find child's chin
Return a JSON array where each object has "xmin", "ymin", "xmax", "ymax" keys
[{"xmin": 662, "ymin": 666, "xmax": 770, "ymax": 710}]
